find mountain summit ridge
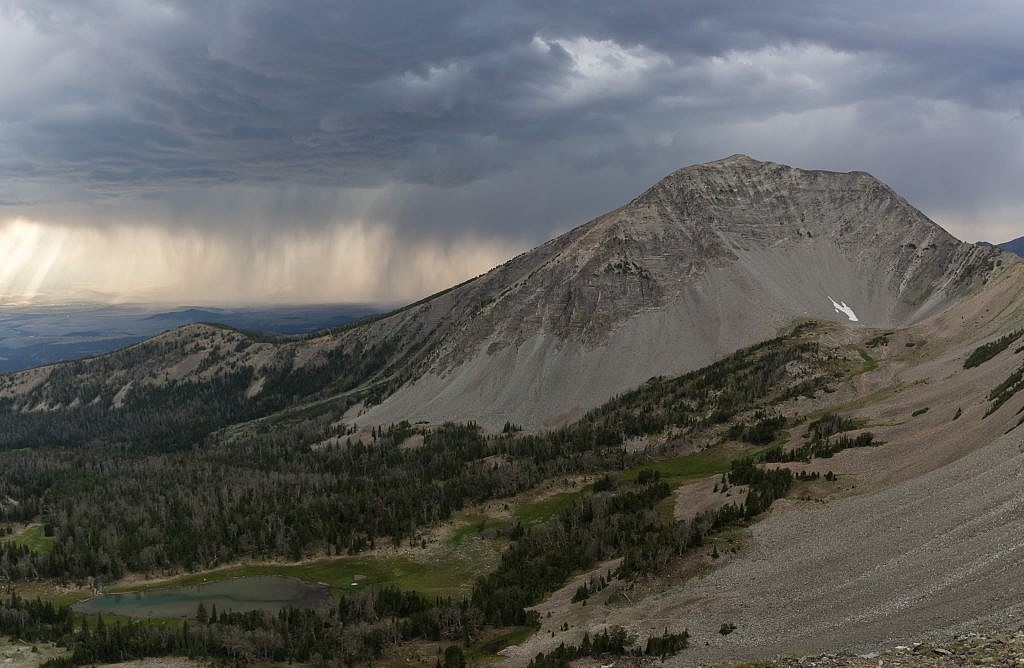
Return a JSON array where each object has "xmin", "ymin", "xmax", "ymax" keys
[
  {"xmin": 353, "ymin": 155, "xmax": 1006, "ymax": 427},
  {"xmin": 449, "ymin": 155, "xmax": 977, "ymax": 345},
  {"xmin": 0, "ymin": 156, "xmax": 1013, "ymax": 433}
]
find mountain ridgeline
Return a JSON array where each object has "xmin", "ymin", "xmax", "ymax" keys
[
  {"xmin": 0, "ymin": 156, "xmax": 1013, "ymax": 449},
  {"xmin": 979, "ymin": 234, "xmax": 1024, "ymax": 257}
]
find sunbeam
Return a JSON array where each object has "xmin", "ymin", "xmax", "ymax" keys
[{"xmin": 0, "ymin": 217, "xmax": 519, "ymax": 305}]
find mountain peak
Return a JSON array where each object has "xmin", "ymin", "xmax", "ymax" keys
[
  {"xmin": 677, "ymin": 154, "xmax": 880, "ymax": 183},
  {"xmin": 2, "ymin": 157, "xmax": 1008, "ymax": 432},
  {"xmin": 344, "ymin": 156, "xmax": 1006, "ymax": 428},
  {"xmin": 708, "ymin": 153, "xmax": 761, "ymax": 166}
]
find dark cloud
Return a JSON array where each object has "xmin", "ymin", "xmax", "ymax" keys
[{"xmin": 2, "ymin": 0, "xmax": 1023, "ymax": 247}]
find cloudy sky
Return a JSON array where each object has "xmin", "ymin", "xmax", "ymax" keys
[{"xmin": 1, "ymin": 1, "xmax": 1023, "ymax": 305}]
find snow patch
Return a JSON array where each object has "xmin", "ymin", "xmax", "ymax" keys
[{"xmin": 828, "ymin": 296, "xmax": 859, "ymax": 322}]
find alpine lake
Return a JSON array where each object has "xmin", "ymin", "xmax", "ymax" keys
[{"xmin": 73, "ymin": 575, "xmax": 333, "ymax": 619}]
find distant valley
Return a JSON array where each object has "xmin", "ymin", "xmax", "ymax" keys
[
  {"xmin": 0, "ymin": 303, "xmax": 379, "ymax": 373},
  {"xmin": 978, "ymin": 234, "xmax": 1024, "ymax": 257}
]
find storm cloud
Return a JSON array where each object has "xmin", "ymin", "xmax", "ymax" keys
[{"xmin": 1, "ymin": 1, "xmax": 1023, "ymax": 302}]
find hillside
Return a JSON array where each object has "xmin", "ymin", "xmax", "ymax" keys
[
  {"xmin": 501, "ymin": 256, "xmax": 1024, "ymax": 666},
  {"xmin": 1, "ymin": 159, "xmax": 1024, "ymax": 664},
  {"xmin": 3, "ymin": 255, "xmax": 1024, "ymax": 666},
  {"xmin": 0, "ymin": 303, "xmax": 376, "ymax": 373},
  {"xmin": 0, "ymin": 156, "xmax": 1013, "ymax": 449}
]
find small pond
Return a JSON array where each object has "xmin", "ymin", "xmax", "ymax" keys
[{"xmin": 73, "ymin": 575, "xmax": 333, "ymax": 619}]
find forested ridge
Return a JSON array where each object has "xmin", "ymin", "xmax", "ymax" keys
[
  {"xmin": 2, "ymin": 457, "xmax": 792, "ymax": 666},
  {"xmin": 0, "ymin": 322, "xmax": 439, "ymax": 453},
  {"xmin": 0, "ymin": 325, "xmax": 836, "ymax": 579},
  {"xmin": 0, "ymin": 323, "xmax": 863, "ymax": 665},
  {"xmin": 0, "ymin": 351, "xmax": 371, "ymax": 454}
]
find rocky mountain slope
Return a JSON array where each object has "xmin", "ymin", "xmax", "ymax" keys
[
  {"xmin": 358, "ymin": 155, "xmax": 1011, "ymax": 428},
  {"xmin": 0, "ymin": 156, "xmax": 1013, "ymax": 443},
  {"xmin": 498, "ymin": 254, "xmax": 1024, "ymax": 666},
  {"xmin": 3, "ymin": 158, "xmax": 1024, "ymax": 667}
]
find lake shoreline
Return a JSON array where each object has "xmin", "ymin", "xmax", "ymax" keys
[{"xmin": 72, "ymin": 575, "xmax": 336, "ymax": 620}]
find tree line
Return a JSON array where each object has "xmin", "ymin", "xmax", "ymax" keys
[
  {"xmin": 1, "ymin": 326, "xmax": 826, "ymax": 582},
  {"xmin": 2, "ymin": 453, "xmax": 795, "ymax": 666}
]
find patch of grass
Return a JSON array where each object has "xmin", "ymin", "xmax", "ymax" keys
[
  {"xmin": 621, "ymin": 447, "xmax": 737, "ymax": 489},
  {"xmin": 857, "ymin": 348, "xmax": 878, "ymax": 372},
  {"xmin": 469, "ymin": 626, "xmax": 538, "ymax": 659},
  {"xmin": 622, "ymin": 447, "xmax": 744, "ymax": 522},
  {"xmin": 509, "ymin": 448, "xmax": 743, "ymax": 528},
  {"xmin": 448, "ymin": 514, "xmax": 488, "ymax": 546},
  {"xmin": 1, "ymin": 525, "xmax": 55, "ymax": 554},
  {"xmin": 448, "ymin": 514, "xmax": 513, "ymax": 547},
  {"xmin": 7, "ymin": 581, "xmax": 92, "ymax": 607},
  {"xmin": 514, "ymin": 491, "xmax": 582, "ymax": 527}
]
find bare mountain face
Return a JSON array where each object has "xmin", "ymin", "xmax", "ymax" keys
[
  {"xmin": 0, "ymin": 156, "xmax": 1012, "ymax": 443},
  {"xmin": 354, "ymin": 155, "xmax": 1009, "ymax": 427}
]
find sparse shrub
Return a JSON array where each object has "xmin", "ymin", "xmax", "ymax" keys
[
  {"xmin": 985, "ymin": 365, "xmax": 1024, "ymax": 416},
  {"xmin": 443, "ymin": 645, "xmax": 466, "ymax": 668},
  {"xmin": 865, "ymin": 333, "xmax": 892, "ymax": 348},
  {"xmin": 592, "ymin": 474, "xmax": 616, "ymax": 492},
  {"xmin": 636, "ymin": 469, "xmax": 661, "ymax": 485},
  {"xmin": 645, "ymin": 629, "xmax": 689, "ymax": 657}
]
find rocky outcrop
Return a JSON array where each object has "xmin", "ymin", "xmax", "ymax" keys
[{"xmin": 752, "ymin": 630, "xmax": 1024, "ymax": 667}]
